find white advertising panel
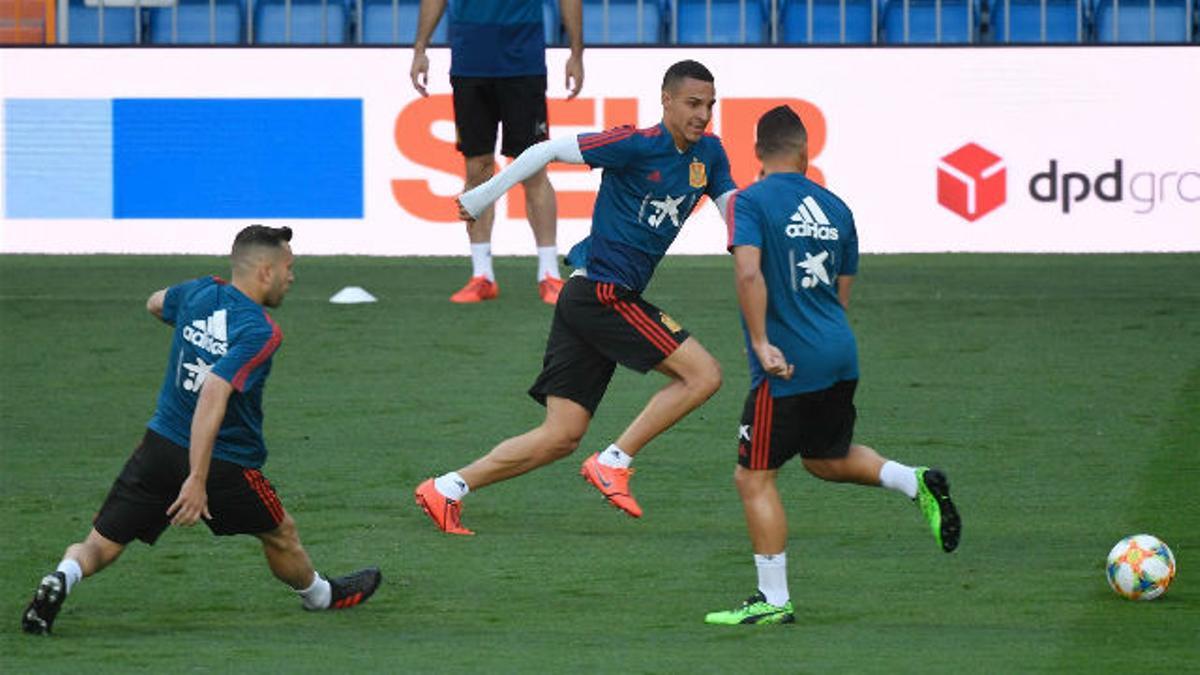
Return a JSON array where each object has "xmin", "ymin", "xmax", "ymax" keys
[{"xmin": 1, "ymin": 47, "xmax": 1197, "ymax": 255}]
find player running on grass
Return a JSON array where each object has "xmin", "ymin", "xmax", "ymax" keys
[
  {"xmin": 21, "ymin": 226, "xmax": 381, "ymax": 636},
  {"xmin": 415, "ymin": 59, "xmax": 737, "ymax": 534},
  {"xmin": 704, "ymin": 107, "xmax": 961, "ymax": 626}
]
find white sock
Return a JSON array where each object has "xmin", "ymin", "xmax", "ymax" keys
[
  {"xmin": 56, "ymin": 559, "xmax": 83, "ymax": 594},
  {"xmin": 434, "ymin": 471, "xmax": 470, "ymax": 501},
  {"xmin": 537, "ymin": 246, "xmax": 560, "ymax": 281},
  {"xmin": 754, "ymin": 552, "xmax": 789, "ymax": 606},
  {"xmin": 879, "ymin": 460, "xmax": 918, "ymax": 499},
  {"xmin": 597, "ymin": 444, "xmax": 632, "ymax": 469},
  {"xmin": 298, "ymin": 572, "xmax": 332, "ymax": 610},
  {"xmin": 470, "ymin": 243, "xmax": 494, "ymax": 281}
]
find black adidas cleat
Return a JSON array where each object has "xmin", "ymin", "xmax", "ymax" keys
[
  {"xmin": 916, "ymin": 468, "xmax": 962, "ymax": 553},
  {"xmin": 21, "ymin": 572, "xmax": 67, "ymax": 635},
  {"xmin": 326, "ymin": 567, "xmax": 382, "ymax": 610}
]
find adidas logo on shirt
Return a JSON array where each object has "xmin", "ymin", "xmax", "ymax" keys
[
  {"xmin": 785, "ymin": 196, "xmax": 839, "ymax": 241},
  {"xmin": 181, "ymin": 309, "xmax": 229, "ymax": 356}
]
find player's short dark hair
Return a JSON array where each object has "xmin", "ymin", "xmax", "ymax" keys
[
  {"xmin": 662, "ymin": 60, "xmax": 715, "ymax": 91},
  {"xmin": 755, "ymin": 105, "xmax": 808, "ymax": 159},
  {"xmin": 232, "ymin": 224, "xmax": 292, "ymax": 258}
]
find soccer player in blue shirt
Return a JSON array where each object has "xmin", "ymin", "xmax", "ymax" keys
[
  {"xmin": 21, "ymin": 226, "xmax": 381, "ymax": 635},
  {"xmin": 415, "ymin": 60, "xmax": 737, "ymax": 534},
  {"xmin": 704, "ymin": 107, "xmax": 961, "ymax": 625},
  {"xmin": 410, "ymin": 0, "xmax": 584, "ymax": 305}
]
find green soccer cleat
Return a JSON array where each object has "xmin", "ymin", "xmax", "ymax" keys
[
  {"xmin": 704, "ymin": 591, "xmax": 795, "ymax": 625},
  {"xmin": 916, "ymin": 467, "xmax": 961, "ymax": 553}
]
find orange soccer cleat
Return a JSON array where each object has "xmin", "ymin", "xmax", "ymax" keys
[
  {"xmin": 538, "ymin": 276, "xmax": 564, "ymax": 305},
  {"xmin": 450, "ymin": 276, "xmax": 499, "ymax": 304},
  {"xmin": 414, "ymin": 479, "xmax": 474, "ymax": 535},
  {"xmin": 580, "ymin": 453, "xmax": 642, "ymax": 518}
]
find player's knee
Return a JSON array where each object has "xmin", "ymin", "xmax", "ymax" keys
[
  {"xmin": 264, "ymin": 514, "xmax": 301, "ymax": 552},
  {"xmin": 692, "ymin": 358, "xmax": 723, "ymax": 399},
  {"xmin": 464, "ymin": 156, "xmax": 495, "ymax": 186},
  {"xmin": 802, "ymin": 458, "xmax": 841, "ymax": 482},
  {"xmin": 544, "ymin": 428, "xmax": 583, "ymax": 460}
]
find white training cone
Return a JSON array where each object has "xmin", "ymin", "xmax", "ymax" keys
[{"xmin": 329, "ymin": 286, "xmax": 378, "ymax": 304}]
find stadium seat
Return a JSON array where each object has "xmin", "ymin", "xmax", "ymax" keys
[
  {"xmin": 66, "ymin": 0, "xmax": 143, "ymax": 44},
  {"xmin": 881, "ymin": 0, "xmax": 978, "ymax": 42},
  {"xmin": 779, "ymin": 0, "xmax": 877, "ymax": 43},
  {"xmin": 583, "ymin": 0, "xmax": 664, "ymax": 43},
  {"xmin": 360, "ymin": 0, "xmax": 446, "ymax": 44},
  {"xmin": 148, "ymin": 0, "xmax": 244, "ymax": 44},
  {"xmin": 989, "ymin": 0, "xmax": 1085, "ymax": 42},
  {"xmin": 253, "ymin": 0, "xmax": 348, "ymax": 43},
  {"xmin": 1093, "ymin": 0, "xmax": 1192, "ymax": 41},
  {"xmin": 675, "ymin": 0, "xmax": 768, "ymax": 43}
]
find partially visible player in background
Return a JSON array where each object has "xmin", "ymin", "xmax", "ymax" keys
[
  {"xmin": 414, "ymin": 60, "xmax": 736, "ymax": 534},
  {"xmin": 705, "ymin": 107, "xmax": 961, "ymax": 626},
  {"xmin": 410, "ymin": 0, "xmax": 584, "ymax": 305},
  {"xmin": 21, "ymin": 226, "xmax": 381, "ymax": 636}
]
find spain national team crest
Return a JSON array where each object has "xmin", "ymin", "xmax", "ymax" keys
[
  {"xmin": 659, "ymin": 311, "xmax": 683, "ymax": 333},
  {"xmin": 689, "ymin": 159, "xmax": 707, "ymax": 189}
]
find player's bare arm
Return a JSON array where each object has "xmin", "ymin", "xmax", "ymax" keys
[
  {"xmin": 733, "ymin": 245, "xmax": 793, "ymax": 380},
  {"xmin": 167, "ymin": 374, "xmax": 232, "ymax": 527},
  {"xmin": 146, "ymin": 289, "xmax": 167, "ymax": 319},
  {"xmin": 409, "ymin": 0, "xmax": 448, "ymax": 97},
  {"xmin": 560, "ymin": 0, "xmax": 584, "ymax": 98},
  {"xmin": 457, "ymin": 136, "xmax": 585, "ymax": 220},
  {"xmin": 837, "ymin": 275, "xmax": 855, "ymax": 311}
]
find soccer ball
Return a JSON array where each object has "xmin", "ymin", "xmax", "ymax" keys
[{"xmin": 1105, "ymin": 534, "xmax": 1176, "ymax": 601}]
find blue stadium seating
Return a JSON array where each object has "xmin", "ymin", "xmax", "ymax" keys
[
  {"xmin": 583, "ymin": 0, "xmax": 665, "ymax": 43},
  {"xmin": 253, "ymin": 0, "xmax": 349, "ymax": 43},
  {"xmin": 882, "ymin": 0, "xmax": 978, "ymax": 42},
  {"xmin": 360, "ymin": 0, "xmax": 447, "ymax": 44},
  {"xmin": 989, "ymin": 0, "xmax": 1085, "ymax": 42},
  {"xmin": 779, "ymin": 0, "xmax": 877, "ymax": 43},
  {"xmin": 1093, "ymin": 0, "xmax": 1192, "ymax": 41},
  {"xmin": 675, "ymin": 0, "xmax": 768, "ymax": 43},
  {"xmin": 66, "ymin": 0, "xmax": 142, "ymax": 44},
  {"xmin": 148, "ymin": 0, "xmax": 244, "ymax": 44}
]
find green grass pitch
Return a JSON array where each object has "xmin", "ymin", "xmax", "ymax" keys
[{"xmin": 1, "ymin": 253, "xmax": 1197, "ymax": 672}]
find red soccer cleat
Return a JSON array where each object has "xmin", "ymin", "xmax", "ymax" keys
[
  {"xmin": 414, "ymin": 478, "xmax": 474, "ymax": 535},
  {"xmin": 580, "ymin": 453, "xmax": 642, "ymax": 518},
  {"xmin": 450, "ymin": 276, "xmax": 499, "ymax": 304}
]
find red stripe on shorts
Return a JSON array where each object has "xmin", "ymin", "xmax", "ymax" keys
[
  {"xmin": 614, "ymin": 299, "xmax": 678, "ymax": 356},
  {"xmin": 752, "ymin": 381, "xmax": 773, "ymax": 470},
  {"xmin": 596, "ymin": 283, "xmax": 677, "ymax": 356},
  {"xmin": 242, "ymin": 469, "xmax": 284, "ymax": 524}
]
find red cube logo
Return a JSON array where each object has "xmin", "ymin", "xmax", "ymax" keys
[{"xmin": 937, "ymin": 143, "xmax": 1006, "ymax": 221}]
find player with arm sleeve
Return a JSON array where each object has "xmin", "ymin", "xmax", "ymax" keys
[
  {"xmin": 415, "ymin": 60, "xmax": 738, "ymax": 535},
  {"xmin": 704, "ymin": 107, "xmax": 961, "ymax": 626},
  {"xmin": 21, "ymin": 226, "xmax": 381, "ymax": 636}
]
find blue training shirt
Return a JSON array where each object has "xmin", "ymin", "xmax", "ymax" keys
[
  {"xmin": 568, "ymin": 123, "xmax": 737, "ymax": 293},
  {"xmin": 147, "ymin": 276, "xmax": 283, "ymax": 469},
  {"xmin": 450, "ymin": 0, "xmax": 546, "ymax": 77},
  {"xmin": 729, "ymin": 172, "xmax": 860, "ymax": 396}
]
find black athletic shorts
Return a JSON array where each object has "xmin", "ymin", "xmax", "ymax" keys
[
  {"xmin": 93, "ymin": 429, "xmax": 285, "ymax": 545},
  {"xmin": 529, "ymin": 276, "xmax": 691, "ymax": 415},
  {"xmin": 451, "ymin": 75, "xmax": 549, "ymax": 158},
  {"xmin": 738, "ymin": 379, "xmax": 858, "ymax": 470}
]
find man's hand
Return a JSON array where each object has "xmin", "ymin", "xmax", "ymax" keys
[
  {"xmin": 410, "ymin": 51, "xmax": 431, "ymax": 97},
  {"xmin": 564, "ymin": 53, "xmax": 584, "ymax": 99},
  {"xmin": 455, "ymin": 197, "xmax": 475, "ymax": 222},
  {"xmin": 167, "ymin": 474, "xmax": 212, "ymax": 527},
  {"xmin": 753, "ymin": 341, "xmax": 794, "ymax": 380}
]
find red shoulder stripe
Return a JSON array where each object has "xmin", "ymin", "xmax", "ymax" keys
[{"xmin": 231, "ymin": 311, "xmax": 282, "ymax": 391}]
